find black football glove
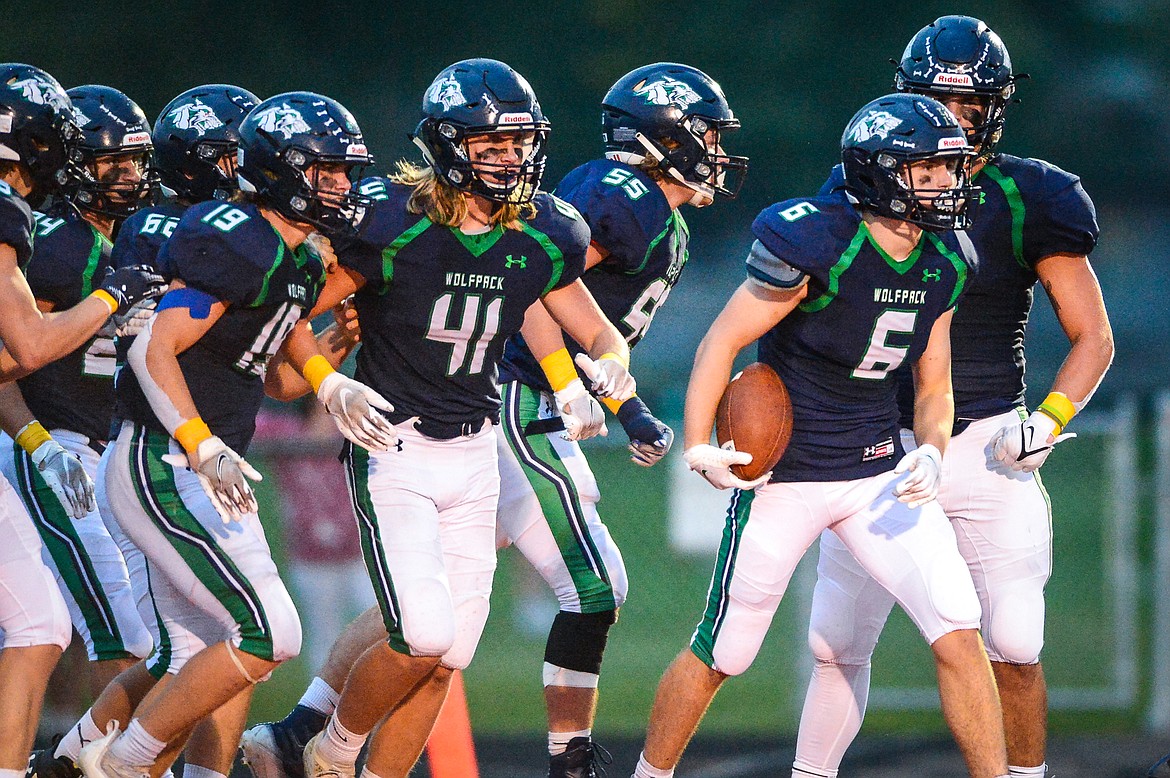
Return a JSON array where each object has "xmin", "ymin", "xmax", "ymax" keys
[
  {"xmin": 616, "ymin": 396, "xmax": 673, "ymax": 467},
  {"xmin": 98, "ymin": 265, "xmax": 168, "ymax": 316}
]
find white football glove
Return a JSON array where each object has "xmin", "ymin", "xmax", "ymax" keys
[
  {"xmin": 162, "ymin": 436, "xmax": 262, "ymax": 523},
  {"xmin": 30, "ymin": 439, "xmax": 96, "ymax": 519},
  {"xmin": 683, "ymin": 442, "xmax": 771, "ymax": 490},
  {"xmin": 113, "ymin": 297, "xmax": 158, "ymax": 338},
  {"xmin": 553, "ymin": 379, "xmax": 607, "ymax": 441},
  {"xmin": 893, "ymin": 443, "xmax": 943, "ymax": 508},
  {"xmin": 574, "ymin": 352, "xmax": 637, "ymax": 402},
  {"xmin": 990, "ymin": 410, "xmax": 1076, "ymax": 473},
  {"xmin": 317, "ymin": 372, "xmax": 399, "ymax": 452}
]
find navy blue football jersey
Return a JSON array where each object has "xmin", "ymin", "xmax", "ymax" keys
[
  {"xmin": 18, "ymin": 203, "xmax": 115, "ymax": 441},
  {"xmin": 499, "ymin": 159, "xmax": 688, "ymax": 391},
  {"xmin": 110, "ymin": 202, "xmax": 187, "ymax": 274},
  {"xmin": 0, "ymin": 179, "xmax": 35, "ymax": 270},
  {"xmin": 750, "ymin": 192, "xmax": 974, "ymax": 482},
  {"xmin": 116, "ymin": 201, "xmax": 326, "ymax": 452},
  {"xmin": 822, "ymin": 153, "xmax": 1098, "ymax": 424},
  {"xmin": 338, "ymin": 177, "xmax": 588, "ymax": 425}
]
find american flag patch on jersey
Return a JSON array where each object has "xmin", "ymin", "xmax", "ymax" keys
[{"xmin": 862, "ymin": 437, "xmax": 895, "ymax": 462}]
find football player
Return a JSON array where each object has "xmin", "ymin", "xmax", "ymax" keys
[
  {"xmin": 793, "ymin": 17, "xmax": 1113, "ymax": 778},
  {"xmin": 1, "ymin": 83, "xmax": 159, "ymax": 708},
  {"xmin": 493, "ymin": 62, "xmax": 746, "ymax": 776},
  {"xmin": 0, "ymin": 64, "xmax": 164, "ymax": 778},
  {"xmin": 76, "ymin": 92, "xmax": 391, "ymax": 778},
  {"xmin": 257, "ymin": 58, "xmax": 633, "ymax": 778},
  {"xmin": 27, "ymin": 84, "xmax": 267, "ymax": 778},
  {"xmin": 631, "ymin": 93, "xmax": 1013, "ymax": 778}
]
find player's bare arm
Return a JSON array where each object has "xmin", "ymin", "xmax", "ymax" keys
[
  {"xmin": 131, "ymin": 300, "xmax": 228, "ymax": 430},
  {"xmin": 683, "ymin": 280, "xmax": 806, "ymax": 448},
  {"xmin": 539, "ymin": 277, "xmax": 628, "ymax": 366},
  {"xmin": 910, "ymin": 307, "xmax": 956, "ymax": 455},
  {"xmin": 1035, "ymin": 252, "xmax": 1114, "ymax": 405}
]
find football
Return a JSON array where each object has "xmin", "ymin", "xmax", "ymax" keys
[{"xmin": 715, "ymin": 362, "xmax": 794, "ymax": 481}]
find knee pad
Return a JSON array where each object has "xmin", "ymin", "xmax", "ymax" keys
[
  {"xmin": 0, "ymin": 557, "xmax": 71, "ymax": 650},
  {"xmin": 543, "ymin": 610, "xmax": 617, "ymax": 676},
  {"xmin": 438, "ymin": 596, "xmax": 490, "ymax": 670},
  {"xmin": 984, "ymin": 590, "xmax": 1044, "ymax": 665},
  {"xmin": 399, "ymin": 579, "xmax": 457, "ymax": 658},
  {"xmin": 267, "ymin": 599, "xmax": 303, "ymax": 663}
]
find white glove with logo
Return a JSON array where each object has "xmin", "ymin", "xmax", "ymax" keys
[
  {"xmin": 31, "ymin": 439, "xmax": 96, "ymax": 519},
  {"xmin": 163, "ymin": 436, "xmax": 262, "ymax": 523},
  {"xmin": 317, "ymin": 372, "xmax": 400, "ymax": 452},
  {"xmin": 574, "ymin": 353, "xmax": 637, "ymax": 402},
  {"xmin": 113, "ymin": 297, "xmax": 158, "ymax": 338},
  {"xmin": 683, "ymin": 442, "xmax": 771, "ymax": 490},
  {"xmin": 553, "ymin": 379, "xmax": 607, "ymax": 440},
  {"xmin": 893, "ymin": 443, "xmax": 943, "ymax": 508},
  {"xmin": 990, "ymin": 410, "xmax": 1076, "ymax": 473}
]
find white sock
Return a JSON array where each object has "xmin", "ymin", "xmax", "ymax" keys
[
  {"xmin": 792, "ymin": 765, "xmax": 835, "ymax": 777},
  {"xmin": 315, "ymin": 715, "xmax": 366, "ymax": 766},
  {"xmin": 633, "ymin": 751, "xmax": 673, "ymax": 778},
  {"xmin": 182, "ymin": 766, "xmax": 227, "ymax": 778},
  {"xmin": 1009, "ymin": 765, "xmax": 1047, "ymax": 778},
  {"xmin": 55, "ymin": 709, "xmax": 105, "ymax": 761},
  {"xmin": 108, "ymin": 719, "xmax": 166, "ymax": 768},
  {"xmin": 299, "ymin": 677, "xmax": 340, "ymax": 716},
  {"xmin": 549, "ymin": 728, "xmax": 591, "ymax": 756}
]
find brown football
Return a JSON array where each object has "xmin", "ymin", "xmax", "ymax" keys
[{"xmin": 715, "ymin": 362, "xmax": 794, "ymax": 481}]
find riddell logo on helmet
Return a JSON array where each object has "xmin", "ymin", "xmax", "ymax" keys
[
  {"xmin": 938, "ymin": 137, "xmax": 967, "ymax": 150},
  {"xmin": 346, "ymin": 143, "xmax": 368, "ymax": 158},
  {"xmin": 498, "ymin": 112, "xmax": 534, "ymax": 124},
  {"xmin": 122, "ymin": 132, "xmax": 151, "ymax": 146},
  {"xmin": 934, "ymin": 73, "xmax": 974, "ymax": 87}
]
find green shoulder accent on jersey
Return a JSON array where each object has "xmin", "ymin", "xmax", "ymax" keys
[
  {"xmin": 448, "ymin": 222, "xmax": 504, "ymax": 257},
  {"xmin": 798, "ymin": 223, "xmax": 868, "ymax": 313},
  {"xmin": 79, "ymin": 222, "xmax": 112, "ymax": 298},
  {"xmin": 863, "ymin": 220, "xmax": 924, "ymax": 275},
  {"xmin": 980, "ymin": 164, "xmax": 1027, "ymax": 269},
  {"xmin": 251, "ymin": 229, "xmax": 287, "ymax": 307},
  {"xmin": 548, "ymin": 192, "xmax": 584, "ymax": 220},
  {"xmin": 382, "ymin": 216, "xmax": 433, "ymax": 285},
  {"xmin": 628, "ymin": 212, "xmax": 674, "ymax": 276},
  {"xmin": 926, "ymin": 232, "xmax": 969, "ymax": 308},
  {"xmin": 518, "ymin": 221, "xmax": 567, "ymax": 296}
]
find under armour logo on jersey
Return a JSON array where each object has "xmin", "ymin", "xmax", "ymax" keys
[
  {"xmin": 428, "ymin": 74, "xmax": 466, "ymax": 110},
  {"xmin": 847, "ymin": 110, "xmax": 903, "ymax": 142},
  {"xmin": 252, "ymin": 103, "xmax": 311, "ymax": 139},
  {"xmin": 633, "ymin": 76, "xmax": 702, "ymax": 108},
  {"xmin": 168, "ymin": 99, "xmax": 225, "ymax": 136},
  {"xmin": 922, "ymin": 268, "xmax": 941, "ymax": 282},
  {"xmin": 504, "ymin": 254, "xmax": 527, "ymax": 269}
]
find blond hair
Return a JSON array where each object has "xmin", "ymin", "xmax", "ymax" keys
[{"xmin": 390, "ymin": 160, "xmax": 535, "ymax": 229}]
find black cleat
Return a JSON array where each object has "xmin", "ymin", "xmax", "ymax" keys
[
  {"xmin": 547, "ymin": 737, "xmax": 612, "ymax": 778},
  {"xmin": 1150, "ymin": 751, "xmax": 1170, "ymax": 777},
  {"xmin": 26, "ymin": 745, "xmax": 82, "ymax": 778},
  {"xmin": 240, "ymin": 706, "xmax": 328, "ymax": 778}
]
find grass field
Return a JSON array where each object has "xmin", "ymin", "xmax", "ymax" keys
[{"xmin": 243, "ymin": 423, "xmax": 1146, "ymax": 740}]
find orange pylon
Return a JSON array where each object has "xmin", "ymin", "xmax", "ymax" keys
[{"xmin": 425, "ymin": 669, "xmax": 479, "ymax": 778}]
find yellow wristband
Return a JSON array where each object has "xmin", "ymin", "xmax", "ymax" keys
[
  {"xmin": 14, "ymin": 420, "xmax": 52, "ymax": 455},
  {"xmin": 174, "ymin": 417, "xmax": 212, "ymax": 454},
  {"xmin": 302, "ymin": 354, "xmax": 337, "ymax": 394},
  {"xmin": 602, "ymin": 395, "xmax": 633, "ymax": 415},
  {"xmin": 1036, "ymin": 391, "xmax": 1076, "ymax": 436},
  {"xmin": 91, "ymin": 289, "xmax": 118, "ymax": 315},
  {"xmin": 539, "ymin": 348, "xmax": 578, "ymax": 393},
  {"xmin": 599, "ymin": 351, "xmax": 629, "ymax": 368}
]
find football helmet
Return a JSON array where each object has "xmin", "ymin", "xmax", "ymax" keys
[
  {"xmin": 154, "ymin": 84, "xmax": 260, "ymax": 202},
  {"xmin": 841, "ymin": 93, "xmax": 978, "ymax": 231},
  {"xmin": 0, "ymin": 63, "xmax": 79, "ymax": 206},
  {"xmin": 894, "ymin": 15, "xmax": 1018, "ymax": 153},
  {"xmin": 602, "ymin": 63, "xmax": 748, "ymax": 206},
  {"xmin": 411, "ymin": 58, "xmax": 550, "ymax": 204},
  {"xmin": 65, "ymin": 85, "xmax": 157, "ymax": 219},
  {"xmin": 237, "ymin": 91, "xmax": 374, "ymax": 237}
]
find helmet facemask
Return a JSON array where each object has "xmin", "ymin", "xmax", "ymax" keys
[
  {"xmin": 613, "ymin": 114, "xmax": 747, "ymax": 207},
  {"xmin": 259, "ymin": 145, "xmax": 373, "ymax": 237},
  {"xmin": 850, "ymin": 146, "xmax": 979, "ymax": 231},
  {"xmin": 416, "ymin": 119, "xmax": 550, "ymax": 205},
  {"xmin": 70, "ymin": 145, "xmax": 157, "ymax": 218}
]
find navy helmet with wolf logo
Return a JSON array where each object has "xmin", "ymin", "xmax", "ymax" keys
[
  {"xmin": 894, "ymin": 15, "xmax": 1018, "ymax": 154},
  {"xmin": 0, "ymin": 63, "xmax": 79, "ymax": 207},
  {"xmin": 237, "ymin": 91, "xmax": 374, "ymax": 237},
  {"xmin": 65, "ymin": 85, "xmax": 158, "ymax": 219},
  {"xmin": 154, "ymin": 84, "xmax": 260, "ymax": 203},
  {"xmin": 412, "ymin": 58, "xmax": 550, "ymax": 204},
  {"xmin": 841, "ymin": 93, "xmax": 978, "ymax": 231},
  {"xmin": 601, "ymin": 63, "xmax": 748, "ymax": 205}
]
